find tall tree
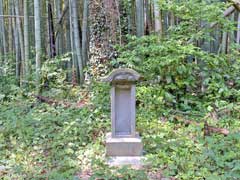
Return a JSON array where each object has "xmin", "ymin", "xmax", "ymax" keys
[
  {"xmin": 222, "ymin": 32, "xmax": 228, "ymax": 54},
  {"xmin": 136, "ymin": 0, "xmax": 144, "ymax": 37},
  {"xmin": 102, "ymin": 0, "xmax": 119, "ymax": 46},
  {"xmin": 34, "ymin": 0, "xmax": 41, "ymax": 88},
  {"xmin": 0, "ymin": 0, "xmax": 7, "ymax": 62},
  {"xmin": 12, "ymin": 2, "xmax": 20, "ymax": 83},
  {"xmin": 237, "ymin": 12, "xmax": 240, "ymax": 46},
  {"xmin": 55, "ymin": 0, "xmax": 63, "ymax": 55},
  {"xmin": 15, "ymin": 0, "xmax": 25, "ymax": 81},
  {"xmin": 8, "ymin": 0, "xmax": 13, "ymax": 53},
  {"xmin": 127, "ymin": 0, "xmax": 132, "ymax": 34},
  {"xmin": 71, "ymin": 0, "xmax": 84, "ymax": 84},
  {"xmin": 82, "ymin": 0, "xmax": 89, "ymax": 66},
  {"xmin": 153, "ymin": 0, "xmax": 162, "ymax": 35},
  {"xmin": 145, "ymin": 0, "xmax": 152, "ymax": 34},
  {"xmin": 47, "ymin": 2, "xmax": 56, "ymax": 58},
  {"xmin": 69, "ymin": 0, "xmax": 77, "ymax": 84},
  {"xmin": 24, "ymin": 0, "xmax": 30, "ymax": 77}
]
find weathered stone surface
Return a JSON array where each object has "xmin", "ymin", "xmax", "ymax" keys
[
  {"xmin": 104, "ymin": 68, "xmax": 144, "ymax": 166},
  {"xmin": 115, "ymin": 86, "xmax": 131, "ymax": 135},
  {"xmin": 107, "ymin": 156, "xmax": 144, "ymax": 168},
  {"xmin": 111, "ymin": 84, "xmax": 136, "ymax": 138},
  {"xmin": 104, "ymin": 69, "xmax": 140, "ymax": 138},
  {"xmin": 102, "ymin": 68, "xmax": 141, "ymax": 83},
  {"xmin": 106, "ymin": 133, "xmax": 143, "ymax": 156}
]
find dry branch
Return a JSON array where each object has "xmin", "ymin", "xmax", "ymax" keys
[
  {"xmin": 230, "ymin": 0, "xmax": 240, "ymax": 11},
  {"xmin": 210, "ymin": 6, "xmax": 236, "ymax": 28},
  {"xmin": 188, "ymin": 4, "xmax": 238, "ymax": 43},
  {"xmin": 204, "ymin": 123, "xmax": 229, "ymax": 136},
  {"xmin": 34, "ymin": 95, "xmax": 88, "ymax": 109},
  {"xmin": 55, "ymin": 4, "xmax": 69, "ymax": 38},
  {"xmin": 174, "ymin": 116, "xmax": 229, "ymax": 136}
]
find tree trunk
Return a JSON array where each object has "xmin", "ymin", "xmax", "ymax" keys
[
  {"xmin": 127, "ymin": 0, "xmax": 132, "ymax": 34},
  {"xmin": 136, "ymin": 0, "xmax": 144, "ymax": 37},
  {"xmin": 153, "ymin": 0, "xmax": 160, "ymax": 33},
  {"xmin": 237, "ymin": 12, "xmax": 240, "ymax": 46},
  {"xmin": 71, "ymin": 0, "xmax": 84, "ymax": 84},
  {"xmin": 153, "ymin": 0, "xmax": 163, "ymax": 37},
  {"xmin": 8, "ymin": 0, "xmax": 13, "ymax": 53},
  {"xmin": 15, "ymin": 0, "xmax": 25, "ymax": 81},
  {"xmin": 12, "ymin": 3, "xmax": 20, "ymax": 84},
  {"xmin": 69, "ymin": 0, "xmax": 77, "ymax": 84},
  {"xmin": 103, "ymin": 0, "xmax": 118, "ymax": 44},
  {"xmin": 66, "ymin": 10, "xmax": 72, "ymax": 82},
  {"xmin": 82, "ymin": 0, "xmax": 89, "ymax": 66},
  {"xmin": 145, "ymin": 0, "xmax": 152, "ymax": 34},
  {"xmin": 34, "ymin": 0, "xmax": 41, "ymax": 88},
  {"xmin": 222, "ymin": 32, "xmax": 228, "ymax": 54},
  {"xmin": 55, "ymin": 0, "xmax": 63, "ymax": 55},
  {"xmin": 170, "ymin": 12, "xmax": 175, "ymax": 27},
  {"xmin": 0, "ymin": 0, "xmax": 7, "ymax": 62},
  {"xmin": 47, "ymin": 2, "xmax": 56, "ymax": 58},
  {"xmin": 130, "ymin": 0, "xmax": 136, "ymax": 35},
  {"xmin": 24, "ymin": 0, "xmax": 29, "ymax": 77},
  {"xmin": 115, "ymin": 0, "xmax": 122, "ymax": 44}
]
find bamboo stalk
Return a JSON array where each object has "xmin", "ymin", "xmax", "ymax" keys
[{"xmin": 237, "ymin": 12, "xmax": 240, "ymax": 46}]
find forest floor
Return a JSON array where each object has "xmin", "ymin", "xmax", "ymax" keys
[{"xmin": 0, "ymin": 82, "xmax": 240, "ymax": 180}]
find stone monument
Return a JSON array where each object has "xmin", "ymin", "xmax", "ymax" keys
[{"xmin": 102, "ymin": 68, "xmax": 143, "ymax": 166}]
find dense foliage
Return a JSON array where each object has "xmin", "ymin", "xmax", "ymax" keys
[
  {"xmin": 0, "ymin": 0, "xmax": 240, "ymax": 179},
  {"xmin": 117, "ymin": 36, "xmax": 240, "ymax": 114}
]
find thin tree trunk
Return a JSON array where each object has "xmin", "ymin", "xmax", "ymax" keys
[
  {"xmin": 47, "ymin": 2, "xmax": 56, "ymax": 58},
  {"xmin": 69, "ymin": 0, "xmax": 77, "ymax": 84},
  {"xmin": 115, "ymin": 0, "xmax": 122, "ymax": 45},
  {"xmin": 127, "ymin": 0, "xmax": 132, "ymax": 34},
  {"xmin": 8, "ymin": 0, "xmax": 13, "ymax": 53},
  {"xmin": 222, "ymin": 32, "xmax": 228, "ymax": 54},
  {"xmin": 170, "ymin": 12, "xmax": 175, "ymax": 27},
  {"xmin": 0, "ymin": 0, "xmax": 7, "ymax": 62},
  {"xmin": 45, "ymin": 0, "xmax": 50, "ymax": 57},
  {"xmin": 29, "ymin": 1, "xmax": 34, "ymax": 59},
  {"xmin": 66, "ymin": 10, "xmax": 72, "ymax": 82},
  {"xmin": 71, "ymin": 0, "xmax": 84, "ymax": 84},
  {"xmin": 24, "ymin": 0, "xmax": 29, "ymax": 77},
  {"xmin": 82, "ymin": 0, "xmax": 89, "ymax": 66},
  {"xmin": 153, "ymin": 0, "xmax": 160, "ymax": 34},
  {"xmin": 12, "ymin": 4, "xmax": 20, "ymax": 83},
  {"xmin": 145, "ymin": 0, "xmax": 152, "ymax": 34},
  {"xmin": 34, "ymin": 0, "xmax": 41, "ymax": 88},
  {"xmin": 15, "ymin": 0, "xmax": 25, "ymax": 80},
  {"xmin": 55, "ymin": 0, "xmax": 63, "ymax": 55},
  {"xmin": 237, "ymin": 12, "xmax": 240, "ymax": 46},
  {"xmin": 136, "ymin": 0, "xmax": 144, "ymax": 37},
  {"xmin": 54, "ymin": 3, "xmax": 69, "ymax": 40},
  {"xmin": 228, "ymin": 13, "xmax": 235, "ymax": 54},
  {"xmin": 131, "ymin": 0, "xmax": 136, "ymax": 35}
]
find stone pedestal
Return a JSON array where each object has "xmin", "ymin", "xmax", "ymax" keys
[
  {"xmin": 106, "ymin": 133, "xmax": 143, "ymax": 156},
  {"xmin": 102, "ymin": 68, "xmax": 143, "ymax": 166},
  {"xmin": 108, "ymin": 156, "xmax": 143, "ymax": 167}
]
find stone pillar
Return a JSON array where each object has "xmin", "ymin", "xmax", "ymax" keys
[{"xmin": 102, "ymin": 68, "xmax": 143, "ymax": 165}]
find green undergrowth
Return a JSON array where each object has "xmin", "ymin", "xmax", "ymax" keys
[
  {"xmin": 0, "ymin": 81, "xmax": 240, "ymax": 179},
  {"xmin": 1, "ymin": 0, "xmax": 240, "ymax": 178}
]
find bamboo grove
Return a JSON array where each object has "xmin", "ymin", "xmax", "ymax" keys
[{"xmin": 0, "ymin": 0, "xmax": 239, "ymax": 89}]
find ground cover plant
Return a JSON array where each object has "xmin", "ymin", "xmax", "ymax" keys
[
  {"xmin": 0, "ymin": 0, "xmax": 240, "ymax": 179},
  {"xmin": 0, "ymin": 61, "xmax": 240, "ymax": 179}
]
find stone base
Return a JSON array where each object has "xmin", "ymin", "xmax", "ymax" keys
[
  {"xmin": 106, "ymin": 132, "xmax": 143, "ymax": 156},
  {"xmin": 107, "ymin": 156, "xmax": 144, "ymax": 167}
]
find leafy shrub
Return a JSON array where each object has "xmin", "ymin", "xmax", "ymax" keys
[{"xmin": 117, "ymin": 35, "xmax": 240, "ymax": 113}]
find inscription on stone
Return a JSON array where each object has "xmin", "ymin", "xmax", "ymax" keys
[
  {"xmin": 102, "ymin": 68, "xmax": 143, "ymax": 159},
  {"xmin": 115, "ymin": 85, "xmax": 131, "ymax": 136}
]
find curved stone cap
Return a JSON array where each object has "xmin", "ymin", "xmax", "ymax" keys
[{"xmin": 102, "ymin": 68, "xmax": 141, "ymax": 83}]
